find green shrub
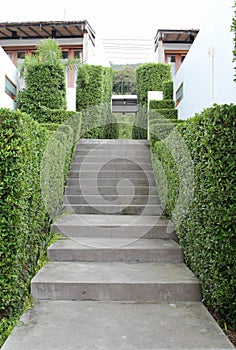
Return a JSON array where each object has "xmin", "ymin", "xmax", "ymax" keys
[
  {"xmin": 76, "ymin": 64, "xmax": 113, "ymax": 111},
  {"xmin": 151, "ymin": 103, "xmax": 236, "ymax": 329},
  {"xmin": 163, "ymin": 80, "xmax": 173, "ymax": 99},
  {"xmin": 38, "ymin": 109, "xmax": 81, "ymax": 147},
  {"xmin": 80, "ymin": 104, "xmax": 118, "ymax": 139},
  {"xmin": 136, "ymin": 63, "xmax": 171, "ymax": 106},
  {"xmin": 149, "ymin": 99, "xmax": 175, "ymax": 110},
  {"xmin": 149, "ymin": 108, "xmax": 178, "ymax": 121},
  {"xmin": 132, "ymin": 106, "xmax": 148, "ymax": 139},
  {"xmin": 0, "ymin": 108, "xmax": 77, "ymax": 346},
  {"xmin": 149, "ymin": 120, "xmax": 184, "ymax": 147},
  {"xmin": 17, "ymin": 62, "xmax": 66, "ymax": 119},
  {"xmin": 0, "ymin": 109, "xmax": 49, "ymax": 345}
]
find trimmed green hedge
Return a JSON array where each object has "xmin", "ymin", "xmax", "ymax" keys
[
  {"xmin": 76, "ymin": 64, "xmax": 113, "ymax": 112},
  {"xmin": 0, "ymin": 109, "xmax": 49, "ymax": 344},
  {"xmin": 163, "ymin": 80, "xmax": 173, "ymax": 100},
  {"xmin": 0, "ymin": 108, "xmax": 78, "ymax": 346},
  {"xmin": 132, "ymin": 106, "xmax": 148, "ymax": 139},
  {"xmin": 80, "ymin": 104, "xmax": 118, "ymax": 139},
  {"xmin": 151, "ymin": 103, "xmax": 236, "ymax": 329},
  {"xmin": 149, "ymin": 108, "xmax": 178, "ymax": 121},
  {"xmin": 17, "ymin": 62, "xmax": 66, "ymax": 119},
  {"xmin": 149, "ymin": 99, "xmax": 175, "ymax": 110},
  {"xmin": 149, "ymin": 119, "xmax": 184, "ymax": 147},
  {"xmin": 136, "ymin": 63, "xmax": 171, "ymax": 106}
]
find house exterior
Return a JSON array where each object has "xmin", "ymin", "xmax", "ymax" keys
[
  {"xmin": 173, "ymin": 1, "xmax": 236, "ymax": 120},
  {"xmin": 154, "ymin": 29, "xmax": 199, "ymax": 75},
  {"xmin": 0, "ymin": 45, "xmax": 19, "ymax": 109},
  {"xmin": 0, "ymin": 20, "xmax": 96, "ymax": 110}
]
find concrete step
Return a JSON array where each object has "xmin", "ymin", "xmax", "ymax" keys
[
  {"xmin": 51, "ymin": 214, "xmax": 176, "ymax": 240},
  {"xmin": 66, "ymin": 178, "xmax": 156, "ymax": 186},
  {"xmin": 47, "ymin": 238, "xmax": 183, "ymax": 263},
  {"xmin": 72, "ymin": 155, "xmax": 152, "ymax": 164},
  {"xmin": 31, "ymin": 262, "xmax": 201, "ymax": 302},
  {"xmin": 63, "ymin": 204, "xmax": 163, "ymax": 215},
  {"xmin": 2, "ymin": 301, "xmax": 234, "ymax": 350},
  {"xmin": 77, "ymin": 139, "xmax": 150, "ymax": 145},
  {"xmin": 70, "ymin": 162, "xmax": 154, "ymax": 171},
  {"xmin": 68, "ymin": 170, "xmax": 155, "ymax": 179},
  {"xmin": 74, "ymin": 150, "xmax": 151, "ymax": 157},
  {"xmin": 64, "ymin": 185, "xmax": 158, "ymax": 195},
  {"xmin": 63, "ymin": 194, "xmax": 160, "ymax": 205}
]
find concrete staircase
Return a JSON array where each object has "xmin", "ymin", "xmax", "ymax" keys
[{"xmin": 2, "ymin": 139, "xmax": 234, "ymax": 350}]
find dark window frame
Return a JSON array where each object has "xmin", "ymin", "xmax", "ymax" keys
[{"xmin": 5, "ymin": 75, "xmax": 17, "ymax": 101}]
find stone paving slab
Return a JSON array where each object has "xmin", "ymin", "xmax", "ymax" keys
[{"xmin": 1, "ymin": 301, "xmax": 234, "ymax": 350}]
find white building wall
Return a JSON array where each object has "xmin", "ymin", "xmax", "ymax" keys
[
  {"xmin": 174, "ymin": 0, "xmax": 236, "ymax": 120},
  {"xmin": 0, "ymin": 46, "xmax": 19, "ymax": 109}
]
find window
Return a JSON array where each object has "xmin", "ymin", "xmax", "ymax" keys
[
  {"xmin": 176, "ymin": 82, "xmax": 183, "ymax": 106},
  {"xmin": 62, "ymin": 51, "xmax": 69, "ymax": 60},
  {"xmin": 74, "ymin": 50, "xmax": 82, "ymax": 60},
  {"xmin": 17, "ymin": 51, "xmax": 26, "ymax": 66},
  {"xmin": 167, "ymin": 55, "xmax": 176, "ymax": 75},
  {"xmin": 5, "ymin": 76, "xmax": 17, "ymax": 100}
]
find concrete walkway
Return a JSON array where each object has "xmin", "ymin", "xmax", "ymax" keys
[{"xmin": 1, "ymin": 139, "xmax": 234, "ymax": 350}]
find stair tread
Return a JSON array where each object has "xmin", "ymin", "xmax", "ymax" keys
[
  {"xmin": 48, "ymin": 238, "xmax": 181, "ymax": 250},
  {"xmin": 52, "ymin": 214, "xmax": 172, "ymax": 227},
  {"xmin": 32, "ymin": 262, "xmax": 198, "ymax": 284}
]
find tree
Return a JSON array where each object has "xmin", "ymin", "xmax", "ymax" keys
[{"xmin": 113, "ymin": 66, "xmax": 136, "ymax": 95}]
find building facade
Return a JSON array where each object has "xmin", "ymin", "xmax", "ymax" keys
[
  {"xmin": 0, "ymin": 20, "xmax": 96, "ymax": 110},
  {"xmin": 154, "ymin": 29, "xmax": 199, "ymax": 75},
  {"xmin": 174, "ymin": 1, "xmax": 236, "ymax": 120}
]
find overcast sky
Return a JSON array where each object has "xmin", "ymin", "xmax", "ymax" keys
[{"xmin": 0, "ymin": 0, "xmax": 232, "ymax": 64}]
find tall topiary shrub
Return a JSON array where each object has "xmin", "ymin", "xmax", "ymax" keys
[
  {"xmin": 76, "ymin": 64, "xmax": 113, "ymax": 111},
  {"xmin": 17, "ymin": 39, "xmax": 67, "ymax": 120},
  {"xmin": 136, "ymin": 63, "xmax": 171, "ymax": 106}
]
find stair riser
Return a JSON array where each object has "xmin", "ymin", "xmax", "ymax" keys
[
  {"xmin": 66, "ymin": 179, "xmax": 156, "ymax": 186},
  {"xmin": 70, "ymin": 163, "xmax": 154, "ymax": 171},
  {"xmin": 72, "ymin": 156, "xmax": 152, "ymax": 164},
  {"xmin": 68, "ymin": 171, "xmax": 155, "ymax": 179},
  {"xmin": 64, "ymin": 186, "xmax": 158, "ymax": 195},
  {"xmin": 50, "ymin": 226, "xmax": 177, "ymax": 240},
  {"xmin": 47, "ymin": 249, "xmax": 183, "ymax": 263},
  {"xmin": 74, "ymin": 150, "xmax": 151, "ymax": 157},
  {"xmin": 63, "ymin": 205, "xmax": 163, "ymax": 215},
  {"xmin": 63, "ymin": 195, "xmax": 160, "ymax": 205},
  {"xmin": 31, "ymin": 283, "xmax": 201, "ymax": 302}
]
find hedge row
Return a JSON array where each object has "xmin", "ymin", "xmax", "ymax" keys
[
  {"xmin": 149, "ymin": 119, "xmax": 184, "ymax": 147},
  {"xmin": 163, "ymin": 80, "xmax": 173, "ymax": 100},
  {"xmin": 17, "ymin": 62, "xmax": 66, "ymax": 120},
  {"xmin": 136, "ymin": 63, "xmax": 172, "ymax": 106},
  {"xmin": 0, "ymin": 108, "xmax": 78, "ymax": 345},
  {"xmin": 149, "ymin": 99, "xmax": 175, "ymax": 110},
  {"xmin": 76, "ymin": 64, "xmax": 113, "ymax": 112},
  {"xmin": 132, "ymin": 106, "xmax": 148, "ymax": 139},
  {"xmin": 80, "ymin": 104, "xmax": 118, "ymax": 139},
  {"xmin": 151, "ymin": 103, "xmax": 236, "ymax": 329}
]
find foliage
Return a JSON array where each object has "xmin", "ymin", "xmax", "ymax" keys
[
  {"xmin": 0, "ymin": 108, "xmax": 78, "ymax": 347},
  {"xmin": 80, "ymin": 104, "xmax": 118, "ymax": 139},
  {"xmin": 151, "ymin": 103, "xmax": 236, "ymax": 330},
  {"xmin": 113, "ymin": 66, "xmax": 136, "ymax": 95},
  {"xmin": 17, "ymin": 62, "xmax": 66, "ymax": 119},
  {"xmin": 149, "ymin": 99, "xmax": 175, "ymax": 110},
  {"xmin": 149, "ymin": 119, "xmax": 184, "ymax": 147},
  {"xmin": 136, "ymin": 63, "xmax": 172, "ymax": 106},
  {"xmin": 0, "ymin": 109, "xmax": 49, "ymax": 346},
  {"xmin": 114, "ymin": 113, "xmax": 135, "ymax": 139},
  {"xmin": 163, "ymin": 80, "xmax": 174, "ymax": 99},
  {"xmin": 132, "ymin": 106, "xmax": 148, "ymax": 139},
  {"xmin": 76, "ymin": 64, "xmax": 113, "ymax": 112}
]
